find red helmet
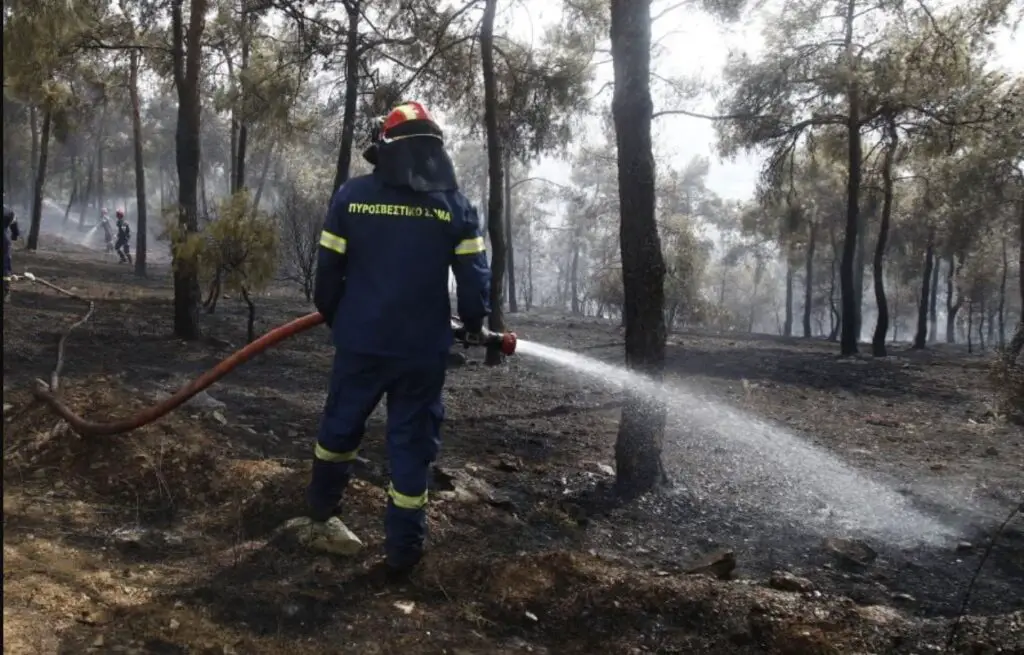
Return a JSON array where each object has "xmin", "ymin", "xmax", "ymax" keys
[
  {"xmin": 378, "ymin": 101, "xmax": 442, "ymax": 143},
  {"xmin": 115, "ymin": 209, "xmax": 124, "ymax": 219}
]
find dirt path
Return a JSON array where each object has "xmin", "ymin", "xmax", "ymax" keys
[{"xmin": 3, "ymin": 247, "xmax": 1022, "ymax": 654}]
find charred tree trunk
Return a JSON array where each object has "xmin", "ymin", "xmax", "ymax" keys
[
  {"xmin": 233, "ymin": 13, "xmax": 252, "ymax": 194},
  {"xmin": 505, "ymin": 155, "xmax": 518, "ymax": 313},
  {"xmin": 946, "ymin": 254, "xmax": 963, "ymax": 343},
  {"xmin": 331, "ymin": 1, "xmax": 361, "ymax": 196},
  {"xmin": 130, "ymin": 48, "xmax": 149, "ymax": 277},
  {"xmin": 610, "ymin": 0, "xmax": 667, "ymax": 497},
  {"xmin": 78, "ymin": 157, "xmax": 95, "ymax": 226},
  {"xmin": 526, "ymin": 216, "xmax": 534, "ymax": 310},
  {"xmin": 839, "ymin": 0, "xmax": 862, "ymax": 357},
  {"xmin": 967, "ymin": 300, "xmax": 974, "ymax": 354},
  {"xmin": 29, "ymin": 105, "xmax": 39, "ymax": 211},
  {"xmin": 871, "ymin": 119, "xmax": 897, "ymax": 357},
  {"xmin": 783, "ymin": 253, "xmax": 794, "ymax": 337},
  {"xmin": 171, "ymin": 0, "xmax": 209, "ymax": 341},
  {"xmin": 96, "ymin": 99, "xmax": 108, "ymax": 216},
  {"xmin": 1005, "ymin": 200, "xmax": 1024, "ymax": 365},
  {"xmin": 63, "ymin": 168, "xmax": 78, "ymax": 224},
  {"xmin": 913, "ymin": 229, "xmax": 935, "ymax": 349},
  {"xmin": 570, "ymin": 234, "xmax": 581, "ymax": 315},
  {"xmin": 803, "ymin": 220, "xmax": 816, "ymax": 338},
  {"xmin": 998, "ymin": 233, "xmax": 1008, "ymax": 350},
  {"xmin": 241, "ymin": 286, "xmax": 256, "ymax": 343},
  {"xmin": 27, "ymin": 107, "xmax": 52, "ymax": 251},
  {"xmin": 928, "ymin": 256, "xmax": 939, "ymax": 342},
  {"xmin": 251, "ymin": 141, "xmax": 277, "ymax": 214},
  {"xmin": 481, "ymin": 0, "xmax": 507, "ymax": 366}
]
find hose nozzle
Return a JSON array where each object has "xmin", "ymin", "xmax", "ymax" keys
[{"xmin": 451, "ymin": 318, "xmax": 517, "ymax": 356}]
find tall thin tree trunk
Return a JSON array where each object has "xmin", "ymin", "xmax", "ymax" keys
[
  {"xmin": 331, "ymin": 1, "xmax": 361, "ymax": 196},
  {"xmin": 803, "ymin": 220, "xmax": 816, "ymax": 338},
  {"xmin": 481, "ymin": 0, "xmax": 508, "ymax": 366},
  {"xmin": 251, "ymin": 141, "xmax": 276, "ymax": 213},
  {"xmin": 96, "ymin": 99, "xmax": 108, "ymax": 216},
  {"xmin": 1005, "ymin": 199, "xmax": 1024, "ymax": 364},
  {"xmin": 610, "ymin": 0, "xmax": 667, "ymax": 496},
  {"xmin": 946, "ymin": 254, "xmax": 962, "ymax": 343},
  {"xmin": 913, "ymin": 230, "xmax": 934, "ymax": 349},
  {"xmin": 505, "ymin": 155, "xmax": 518, "ymax": 313},
  {"xmin": 28, "ymin": 105, "xmax": 39, "ymax": 211},
  {"xmin": 998, "ymin": 234, "xmax": 1008, "ymax": 350},
  {"xmin": 27, "ymin": 107, "xmax": 52, "ymax": 251},
  {"xmin": 783, "ymin": 253, "xmax": 794, "ymax": 337},
  {"xmin": 130, "ymin": 48, "xmax": 149, "ymax": 277},
  {"xmin": 871, "ymin": 119, "xmax": 897, "ymax": 357},
  {"xmin": 233, "ymin": 13, "xmax": 251, "ymax": 194},
  {"xmin": 928, "ymin": 256, "xmax": 939, "ymax": 342},
  {"xmin": 171, "ymin": 0, "xmax": 209, "ymax": 340},
  {"xmin": 839, "ymin": 0, "xmax": 862, "ymax": 356}
]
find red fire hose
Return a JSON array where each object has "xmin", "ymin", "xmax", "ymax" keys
[{"xmin": 31, "ymin": 312, "xmax": 516, "ymax": 438}]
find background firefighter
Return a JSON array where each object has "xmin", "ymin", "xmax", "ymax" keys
[
  {"xmin": 99, "ymin": 208, "xmax": 114, "ymax": 253},
  {"xmin": 308, "ymin": 101, "xmax": 492, "ymax": 578},
  {"xmin": 3, "ymin": 203, "xmax": 20, "ymax": 302},
  {"xmin": 114, "ymin": 209, "xmax": 132, "ymax": 264}
]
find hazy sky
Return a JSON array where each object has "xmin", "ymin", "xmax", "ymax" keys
[{"xmin": 489, "ymin": 0, "xmax": 1023, "ymax": 202}]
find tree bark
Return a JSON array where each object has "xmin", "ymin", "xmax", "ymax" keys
[
  {"xmin": 27, "ymin": 107, "xmax": 52, "ymax": 251},
  {"xmin": 481, "ymin": 0, "xmax": 507, "ymax": 366},
  {"xmin": 610, "ymin": 0, "xmax": 667, "ymax": 497},
  {"xmin": 803, "ymin": 220, "xmax": 816, "ymax": 338},
  {"xmin": 913, "ymin": 229, "xmax": 934, "ymax": 349},
  {"xmin": 171, "ymin": 0, "xmax": 209, "ymax": 341},
  {"xmin": 233, "ymin": 12, "xmax": 252, "ymax": 194},
  {"xmin": 871, "ymin": 119, "xmax": 897, "ymax": 357},
  {"xmin": 331, "ymin": 0, "xmax": 361, "ymax": 196},
  {"xmin": 839, "ymin": 0, "xmax": 862, "ymax": 356},
  {"xmin": 97, "ymin": 99, "xmax": 107, "ymax": 217},
  {"xmin": 945, "ymin": 254, "xmax": 963, "ymax": 343},
  {"xmin": 998, "ymin": 233, "xmax": 1007, "ymax": 350},
  {"xmin": 29, "ymin": 104, "xmax": 39, "ymax": 211},
  {"xmin": 130, "ymin": 48, "xmax": 149, "ymax": 277},
  {"xmin": 928, "ymin": 256, "xmax": 939, "ymax": 342},
  {"xmin": 505, "ymin": 154, "xmax": 518, "ymax": 313},
  {"xmin": 1005, "ymin": 199, "xmax": 1024, "ymax": 365},
  {"xmin": 783, "ymin": 253, "xmax": 794, "ymax": 337}
]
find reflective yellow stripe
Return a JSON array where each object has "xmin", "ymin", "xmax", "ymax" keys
[
  {"xmin": 388, "ymin": 483, "xmax": 427, "ymax": 510},
  {"xmin": 314, "ymin": 443, "xmax": 359, "ymax": 463},
  {"xmin": 454, "ymin": 236, "xmax": 485, "ymax": 255},
  {"xmin": 319, "ymin": 230, "xmax": 347, "ymax": 254}
]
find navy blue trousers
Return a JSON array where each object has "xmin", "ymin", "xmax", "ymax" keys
[
  {"xmin": 2, "ymin": 232, "xmax": 12, "ymax": 278},
  {"xmin": 308, "ymin": 349, "xmax": 446, "ymax": 568}
]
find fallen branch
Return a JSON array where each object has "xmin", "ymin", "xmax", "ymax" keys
[
  {"xmin": 945, "ymin": 501, "xmax": 1023, "ymax": 651},
  {"xmin": 19, "ymin": 272, "xmax": 96, "ymax": 393}
]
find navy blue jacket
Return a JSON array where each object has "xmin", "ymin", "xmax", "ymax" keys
[
  {"xmin": 313, "ymin": 172, "xmax": 491, "ymax": 357},
  {"xmin": 2, "ymin": 205, "xmax": 18, "ymax": 240}
]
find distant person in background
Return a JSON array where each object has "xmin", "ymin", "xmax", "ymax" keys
[
  {"xmin": 99, "ymin": 208, "xmax": 114, "ymax": 253},
  {"xmin": 114, "ymin": 209, "xmax": 132, "ymax": 264},
  {"xmin": 3, "ymin": 203, "xmax": 20, "ymax": 302}
]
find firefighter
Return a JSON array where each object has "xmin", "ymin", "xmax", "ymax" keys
[
  {"xmin": 309, "ymin": 101, "xmax": 491, "ymax": 578},
  {"xmin": 99, "ymin": 208, "xmax": 114, "ymax": 253},
  {"xmin": 3, "ymin": 203, "xmax": 20, "ymax": 302},
  {"xmin": 114, "ymin": 209, "xmax": 132, "ymax": 264}
]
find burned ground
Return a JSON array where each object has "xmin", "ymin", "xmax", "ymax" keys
[{"xmin": 3, "ymin": 244, "xmax": 1023, "ymax": 654}]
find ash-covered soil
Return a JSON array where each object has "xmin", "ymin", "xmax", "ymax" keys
[{"xmin": 3, "ymin": 244, "xmax": 1022, "ymax": 654}]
